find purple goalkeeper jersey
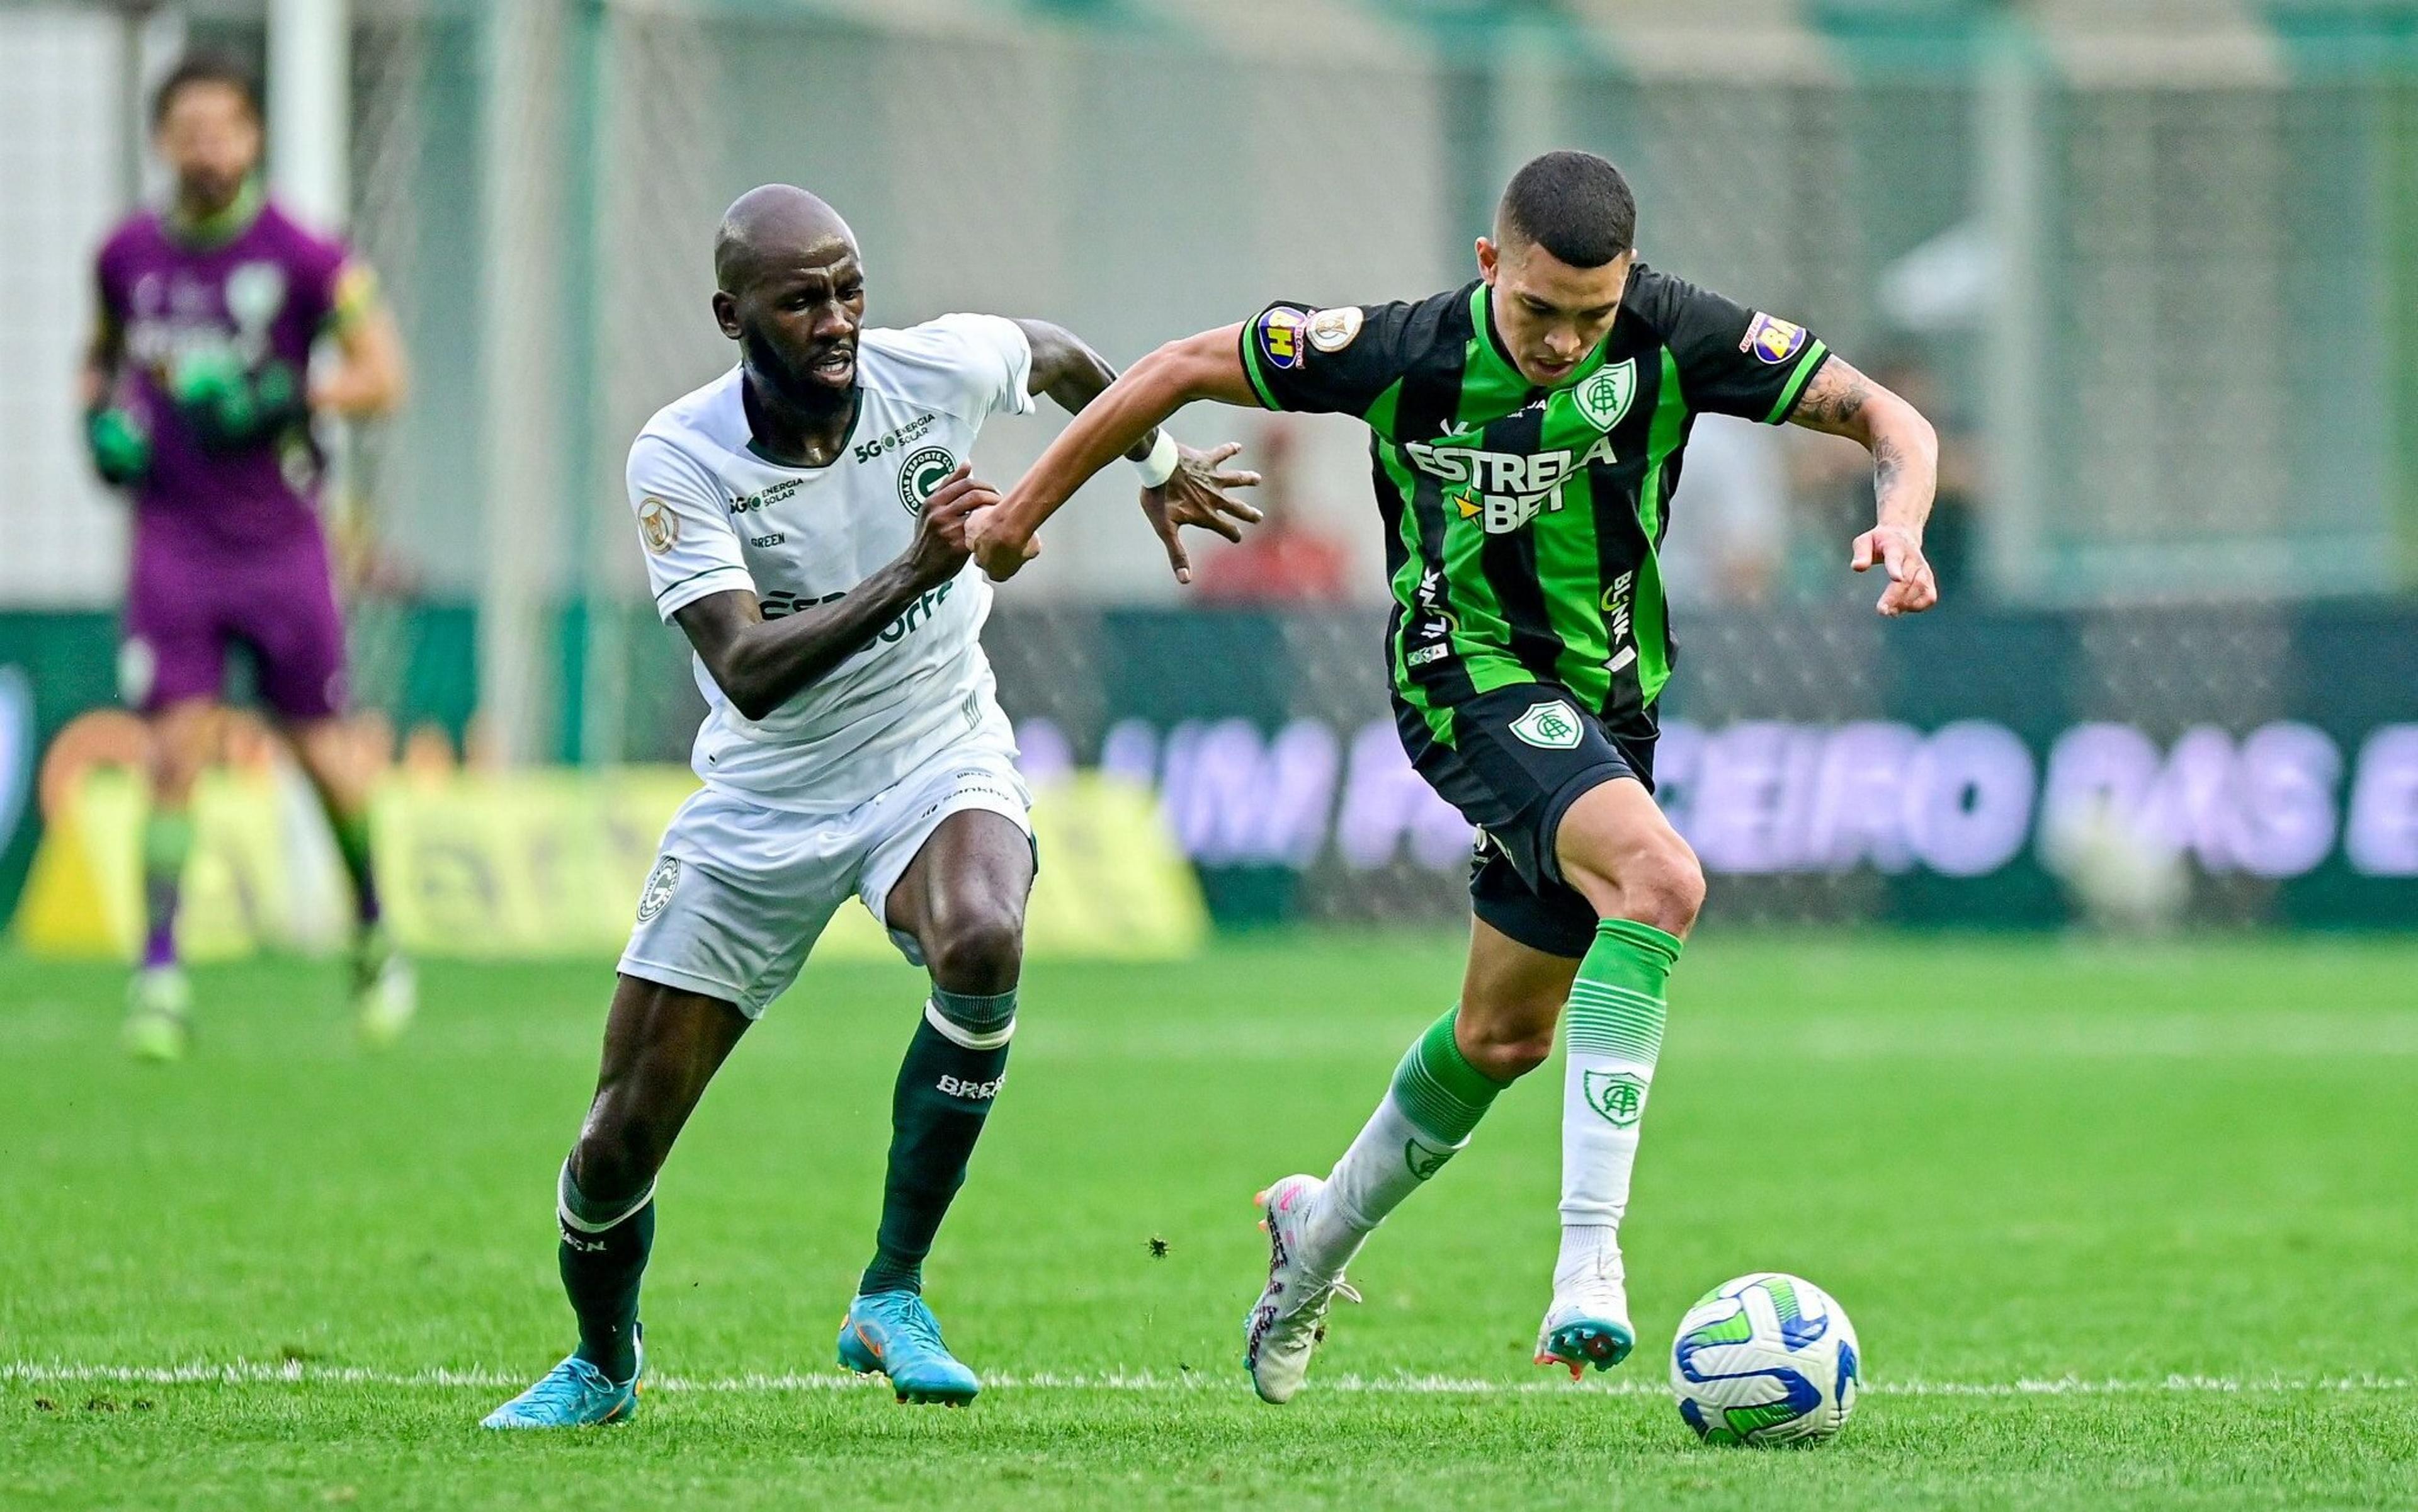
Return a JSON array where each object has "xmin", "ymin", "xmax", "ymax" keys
[{"xmin": 94, "ymin": 193, "xmax": 352, "ymax": 555}]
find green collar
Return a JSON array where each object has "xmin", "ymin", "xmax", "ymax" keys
[
  {"xmin": 165, "ymin": 178, "xmax": 264, "ymax": 250},
  {"xmin": 1469, "ymin": 282, "xmax": 1616, "ymax": 394}
]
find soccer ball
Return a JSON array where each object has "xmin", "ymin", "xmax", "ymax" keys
[{"xmin": 1669, "ymin": 1273, "xmax": 1861, "ymax": 1447}]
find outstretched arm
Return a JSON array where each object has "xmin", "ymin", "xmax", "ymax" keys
[
  {"xmin": 973, "ymin": 324, "xmax": 1263, "ymax": 581},
  {"xmin": 1007, "ymin": 319, "xmax": 1263, "ymax": 583},
  {"xmin": 1788, "ymin": 356, "xmax": 1942, "ymax": 617}
]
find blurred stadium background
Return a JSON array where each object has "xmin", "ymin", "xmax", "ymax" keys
[
  {"xmin": 6, "ymin": 6, "xmax": 2418, "ymax": 1506},
  {"xmin": 3, "ymin": 0, "xmax": 2416, "ymax": 949}
]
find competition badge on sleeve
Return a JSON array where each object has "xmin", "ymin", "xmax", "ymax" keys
[{"xmin": 1740, "ymin": 313, "xmax": 1808, "ymax": 366}]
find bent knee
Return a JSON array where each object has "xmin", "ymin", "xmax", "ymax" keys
[
  {"xmin": 1465, "ymin": 1028, "xmax": 1555, "ymax": 1081},
  {"xmin": 570, "ymin": 1120, "xmax": 661, "ymax": 1208},
  {"xmin": 1624, "ymin": 843, "xmax": 1705, "ymax": 937},
  {"xmin": 1456, "ymin": 1006, "xmax": 1559, "ymax": 1083},
  {"xmin": 922, "ymin": 907, "xmax": 1025, "ymax": 994},
  {"xmin": 1567, "ymin": 840, "xmax": 1705, "ymax": 939}
]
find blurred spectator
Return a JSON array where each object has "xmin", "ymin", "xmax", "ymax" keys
[
  {"xmin": 1660, "ymin": 415, "xmax": 1786, "ymax": 607},
  {"xmin": 1195, "ymin": 419, "xmax": 1351, "ymax": 604},
  {"xmin": 1789, "ymin": 351, "xmax": 1982, "ymax": 601}
]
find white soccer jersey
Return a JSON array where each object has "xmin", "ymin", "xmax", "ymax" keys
[{"xmin": 627, "ymin": 314, "xmax": 1036, "ymax": 814}]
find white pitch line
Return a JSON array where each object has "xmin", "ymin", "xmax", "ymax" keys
[{"xmin": 3, "ymin": 1361, "xmax": 2412, "ymax": 1399}]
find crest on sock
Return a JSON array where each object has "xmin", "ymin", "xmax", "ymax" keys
[
  {"xmin": 1403, "ymin": 1137, "xmax": 1453, "ymax": 1181},
  {"xmin": 1583, "ymin": 1070, "xmax": 1647, "ymax": 1128}
]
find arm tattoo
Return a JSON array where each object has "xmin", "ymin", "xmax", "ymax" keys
[
  {"xmin": 1872, "ymin": 433, "xmax": 1906, "ymax": 495},
  {"xmin": 1788, "ymin": 359, "xmax": 1872, "ymax": 436}
]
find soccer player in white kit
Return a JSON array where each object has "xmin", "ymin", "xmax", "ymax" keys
[{"xmin": 484, "ymin": 186, "xmax": 1260, "ymax": 1426}]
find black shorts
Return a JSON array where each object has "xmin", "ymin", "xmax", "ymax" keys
[{"xmin": 1397, "ymin": 684, "xmax": 1657, "ymax": 960}]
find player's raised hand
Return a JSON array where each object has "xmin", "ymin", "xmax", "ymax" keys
[
  {"xmin": 907, "ymin": 463, "xmax": 1001, "ymax": 588},
  {"xmin": 968, "ymin": 504, "xmax": 1041, "ymax": 583},
  {"xmin": 1144, "ymin": 441, "xmax": 1264, "ymax": 585},
  {"xmin": 1851, "ymin": 524, "xmax": 1939, "ymax": 617}
]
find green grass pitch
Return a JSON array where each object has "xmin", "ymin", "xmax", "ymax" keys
[{"xmin": 4, "ymin": 930, "xmax": 2415, "ymax": 1509}]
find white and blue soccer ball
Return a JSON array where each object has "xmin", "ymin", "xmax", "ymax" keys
[{"xmin": 1669, "ymin": 1272, "xmax": 1861, "ymax": 1447}]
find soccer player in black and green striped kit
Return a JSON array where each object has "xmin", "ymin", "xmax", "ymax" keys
[{"xmin": 975, "ymin": 150, "xmax": 1941, "ymax": 1402}]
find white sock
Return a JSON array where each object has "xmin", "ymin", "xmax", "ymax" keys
[
  {"xmin": 1557, "ymin": 937, "xmax": 1672, "ymax": 1293},
  {"xmin": 1554, "ymin": 1222, "xmax": 1625, "ymax": 1296},
  {"xmin": 1307, "ymin": 1090, "xmax": 1461, "ymax": 1272},
  {"xmin": 1303, "ymin": 1011, "xmax": 1504, "ymax": 1273},
  {"xmin": 1558, "ymin": 1040, "xmax": 1651, "ymax": 1240}
]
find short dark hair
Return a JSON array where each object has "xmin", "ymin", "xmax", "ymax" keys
[
  {"xmin": 152, "ymin": 52, "xmax": 263, "ymax": 130},
  {"xmin": 1497, "ymin": 151, "xmax": 1637, "ymax": 268}
]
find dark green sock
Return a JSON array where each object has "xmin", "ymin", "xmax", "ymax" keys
[
  {"xmin": 327, "ymin": 809, "xmax": 382, "ymax": 928},
  {"xmin": 859, "ymin": 987, "xmax": 1016, "ymax": 1297},
  {"xmin": 557, "ymin": 1161, "xmax": 652, "ymax": 1382},
  {"xmin": 140, "ymin": 810, "xmax": 195, "ymax": 970}
]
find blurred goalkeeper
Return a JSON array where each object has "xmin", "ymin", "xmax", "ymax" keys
[
  {"xmin": 975, "ymin": 150, "xmax": 1939, "ymax": 1403},
  {"xmin": 81, "ymin": 54, "xmax": 411, "ymax": 1059}
]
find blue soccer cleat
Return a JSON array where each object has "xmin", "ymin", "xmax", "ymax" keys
[
  {"xmin": 480, "ymin": 1328, "xmax": 642, "ymax": 1429},
  {"xmin": 837, "ymin": 1291, "xmax": 980, "ymax": 1406}
]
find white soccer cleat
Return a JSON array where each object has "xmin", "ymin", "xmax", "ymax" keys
[
  {"xmin": 1536, "ymin": 1233, "xmax": 1636, "ymax": 1380},
  {"xmin": 355, "ymin": 933, "xmax": 417, "ymax": 1049},
  {"xmin": 1243, "ymin": 1174, "xmax": 1359, "ymax": 1406},
  {"xmin": 123, "ymin": 967, "xmax": 193, "ymax": 1062}
]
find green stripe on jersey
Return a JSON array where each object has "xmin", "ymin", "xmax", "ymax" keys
[
  {"xmin": 1379, "ymin": 439, "xmax": 1455, "ymax": 744},
  {"xmin": 1631, "ymin": 350, "xmax": 1691, "ymax": 705},
  {"xmin": 1764, "ymin": 339, "xmax": 1830, "ymax": 424},
  {"xmin": 1435, "ymin": 312, "xmax": 1543, "ymax": 698},
  {"xmin": 1240, "ymin": 326, "xmax": 1281, "ymax": 411},
  {"xmin": 1533, "ymin": 392, "xmax": 1613, "ymax": 711}
]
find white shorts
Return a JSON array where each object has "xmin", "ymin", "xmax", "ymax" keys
[{"xmin": 617, "ymin": 732, "xmax": 1031, "ymax": 1018}]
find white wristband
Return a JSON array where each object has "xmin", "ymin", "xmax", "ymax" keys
[{"xmin": 1133, "ymin": 429, "xmax": 1179, "ymax": 489}]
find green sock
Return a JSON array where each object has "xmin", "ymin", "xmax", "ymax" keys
[
  {"xmin": 327, "ymin": 809, "xmax": 382, "ymax": 928},
  {"xmin": 859, "ymin": 987, "xmax": 1016, "ymax": 1297},
  {"xmin": 140, "ymin": 811, "xmax": 195, "ymax": 970},
  {"xmin": 1392, "ymin": 1008, "xmax": 1507, "ymax": 1145}
]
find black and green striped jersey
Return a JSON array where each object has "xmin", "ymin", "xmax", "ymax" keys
[{"xmin": 1237, "ymin": 268, "xmax": 1830, "ymax": 741}]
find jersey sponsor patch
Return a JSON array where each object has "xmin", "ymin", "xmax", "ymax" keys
[
  {"xmin": 897, "ymin": 445, "xmax": 958, "ymax": 514},
  {"xmin": 1307, "ymin": 306, "xmax": 1363, "ymax": 353},
  {"xmin": 637, "ymin": 497, "xmax": 679, "ymax": 554},
  {"xmin": 1256, "ymin": 307, "xmax": 1308, "ymax": 371},
  {"xmin": 1572, "ymin": 358, "xmax": 1638, "ymax": 432},
  {"xmin": 1740, "ymin": 312, "xmax": 1808, "ymax": 366},
  {"xmin": 1509, "ymin": 699, "xmax": 1584, "ymax": 750}
]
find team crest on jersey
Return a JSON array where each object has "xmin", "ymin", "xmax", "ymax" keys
[
  {"xmin": 1510, "ymin": 700, "xmax": 1583, "ymax": 751},
  {"xmin": 1573, "ymin": 358, "xmax": 1638, "ymax": 432},
  {"xmin": 1307, "ymin": 306, "xmax": 1363, "ymax": 353},
  {"xmin": 637, "ymin": 497, "xmax": 679, "ymax": 554},
  {"xmin": 636, "ymin": 856, "xmax": 681, "ymax": 921},
  {"xmin": 225, "ymin": 261, "xmax": 288, "ymax": 337},
  {"xmin": 1584, "ymin": 1070, "xmax": 1647, "ymax": 1128},
  {"xmin": 1256, "ymin": 307, "xmax": 1308, "ymax": 371},
  {"xmin": 897, "ymin": 446, "xmax": 958, "ymax": 514},
  {"xmin": 1740, "ymin": 312, "xmax": 1807, "ymax": 366}
]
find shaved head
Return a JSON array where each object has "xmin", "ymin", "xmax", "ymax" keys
[
  {"xmin": 711, "ymin": 184, "xmax": 868, "ymax": 420},
  {"xmin": 714, "ymin": 184, "xmax": 855, "ymax": 295}
]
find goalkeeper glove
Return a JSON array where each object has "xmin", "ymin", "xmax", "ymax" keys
[
  {"xmin": 85, "ymin": 406, "xmax": 150, "ymax": 487},
  {"xmin": 169, "ymin": 348, "xmax": 309, "ymax": 452}
]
